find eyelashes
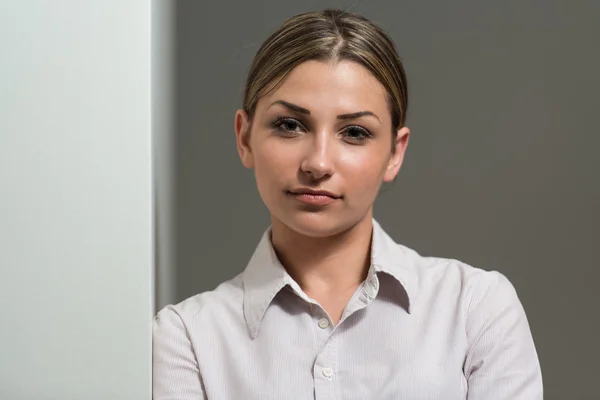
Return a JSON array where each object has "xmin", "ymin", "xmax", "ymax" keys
[
  {"xmin": 271, "ymin": 117, "xmax": 303, "ymax": 135},
  {"xmin": 270, "ymin": 116, "xmax": 374, "ymax": 143}
]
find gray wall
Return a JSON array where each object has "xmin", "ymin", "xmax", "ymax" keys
[
  {"xmin": 156, "ymin": 1, "xmax": 599, "ymax": 398},
  {"xmin": 0, "ymin": 2, "xmax": 152, "ymax": 399}
]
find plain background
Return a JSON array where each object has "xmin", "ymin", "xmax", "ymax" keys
[
  {"xmin": 0, "ymin": 1, "xmax": 152, "ymax": 399},
  {"xmin": 154, "ymin": 0, "xmax": 600, "ymax": 399}
]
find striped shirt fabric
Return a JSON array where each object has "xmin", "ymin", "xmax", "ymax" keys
[{"xmin": 153, "ymin": 219, "xmax": 543, "ymax": 399}]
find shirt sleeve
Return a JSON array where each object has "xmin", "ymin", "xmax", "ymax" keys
[
  {"xmin": 153, "ymin": 305, "xmax": 206, "ymax": 400},
  {"xmin": 464, "ymin": 271, "xmax": 543, "ymax": 399}
]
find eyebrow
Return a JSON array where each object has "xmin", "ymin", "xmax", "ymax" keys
[{"xmin": 268, "ymin": 100, "xmax": 380, "ymax": 122}]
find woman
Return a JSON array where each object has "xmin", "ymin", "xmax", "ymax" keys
[{"xmin": 153, "ymin": 9, "xmax": 543, "ymax": 399}]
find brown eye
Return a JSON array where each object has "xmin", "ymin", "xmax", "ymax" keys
[
  {"xmin": 272, "ymin": 117, "xmax": 305, "ymax": 136},
  {"xmin": 280, "ymin": 120, "xmax": 300, "ymax": 132},
  {"xmin": 343, "ymin": 126, "xmax": 372, "ymax": 143}
]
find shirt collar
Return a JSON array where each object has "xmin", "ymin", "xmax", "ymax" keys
[{"xmin": 242, "ymin": 218, "xmax": 419, "ymax": 338}]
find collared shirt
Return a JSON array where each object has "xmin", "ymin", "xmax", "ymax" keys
[{"xmin": 153, "ymin": 219, "xmax": 543, "ymax": 399}]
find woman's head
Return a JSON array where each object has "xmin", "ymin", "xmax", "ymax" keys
[{"xmin": 235, "ymin": 9, "xmax": 410, "ymax": 237}]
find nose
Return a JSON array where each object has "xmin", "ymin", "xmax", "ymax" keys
[{"xmin": 300, "ymin": 131, "xmax": 335, "ymax": 180}]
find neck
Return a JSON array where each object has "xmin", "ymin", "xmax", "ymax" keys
[{"xmin": 270, "ymin": 214, "xmax": 374, "ymax": 295}]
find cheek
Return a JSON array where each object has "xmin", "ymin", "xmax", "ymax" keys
[
  {"xmin": 253, "ymin": 141, "xmax": 296, "ymax": 189},
  {"xmin": 339, "ymin": 151, "xmax": 388, "ymax": 190}
]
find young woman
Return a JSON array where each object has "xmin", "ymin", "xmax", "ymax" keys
[{"xmin": 153, "ymin": 9, "xmax": 543, "ymax": 399}]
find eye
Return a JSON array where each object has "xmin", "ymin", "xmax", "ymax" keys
[
  {"xmin": 272, "ymin": 117, "xmax": 305, "ymax": 135},
  {"xmin": 342, "ymin": 126, "xmax": 373, "ymax": 143}
]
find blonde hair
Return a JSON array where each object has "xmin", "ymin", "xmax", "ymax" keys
[{"xmin": 243, "ymin": 9, "xmax": 409, "ymax": 135}]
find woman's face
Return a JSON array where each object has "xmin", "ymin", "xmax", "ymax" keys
[{"xmin": 235, "ymin": 60, "xmax": 410, "ymax": 237}]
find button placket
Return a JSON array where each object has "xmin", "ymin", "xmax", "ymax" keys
[
  {"xmin": 318, "ymin": 317, "xmax": 330, "ymax": 329},
  {"xmin": 313, "ymin": 330, "xmax": 339, "ymax": 399}
]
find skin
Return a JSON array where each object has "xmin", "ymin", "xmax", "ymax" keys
[{"xmin": 235, "ymin": 60, "xmax": 410, "ymax": 324}]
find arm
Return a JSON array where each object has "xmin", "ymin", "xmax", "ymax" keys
[
  {"xmin": 464, "ymin": 271, "xmax": 543, "ymax": 399},
  {"xmin": 153, "ymin": 306, "xmax": 207, "ymax": 400}
]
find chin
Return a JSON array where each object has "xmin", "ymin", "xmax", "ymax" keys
[{"xmin": 276, "ymin": 211, "xmax": 359, "ymax": 238}]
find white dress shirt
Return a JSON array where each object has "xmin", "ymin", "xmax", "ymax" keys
[{"xmin": 153, "ymin": 219, "xmax": 543, "ymax": 399}]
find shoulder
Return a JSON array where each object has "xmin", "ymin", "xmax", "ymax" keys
[
  {"xmin": 398, "ymin": 243, "xmax": 520, "ymax": 317},
  {"xmin": 427, "ymin": 253, "xmax": 515, "ymax": 297},
  {"xmin": 153, "ymin": 273, "xmax": 246, "ymax": 338},
  {"xmin": 396, "ymin": 238, "xmax": 541, "ymax": 395},
  {"xmin": 152, "ymin": 275, "xmax": 247, "ymax": 398}
]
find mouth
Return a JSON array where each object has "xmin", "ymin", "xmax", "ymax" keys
[{"xmin": 286, "ymin": 188, "xmax": 341, "ymax": 206}]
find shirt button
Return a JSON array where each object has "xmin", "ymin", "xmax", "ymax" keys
[
  {"xmin": 322, "ymin": 367, "xmax": 334, "ymax": 378},
  {"xmin": 318, "ymin": 318, "xmax": 330, "ymax": 329}
]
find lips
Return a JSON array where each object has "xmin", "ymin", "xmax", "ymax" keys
[
  {"xmin": 287, "ymin": 188, "xmax": 341, "ymax": 206},
  {"xmin": 288, "ymin": 188, "xmax": 340, "ymax": 198}
]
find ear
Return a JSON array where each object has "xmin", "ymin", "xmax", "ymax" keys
[
  {"xmin": 235, "ymin": 109, "xmax": 254, "ymax": 169},
  {"xmin": 383, "ymin": 126, "xmax": 410, "ymax": 182}
]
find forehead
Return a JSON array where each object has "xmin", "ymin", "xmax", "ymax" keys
[{"xmin": 259, "ymin": 60, "xmax": 389, "ymax": 118}]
